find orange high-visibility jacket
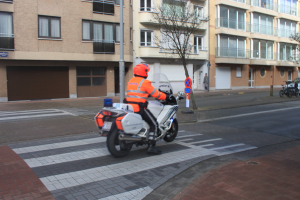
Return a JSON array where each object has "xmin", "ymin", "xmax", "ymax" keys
[{"xmin": 126, "ymin": 77, "xmax": 167, "ymax": 112}]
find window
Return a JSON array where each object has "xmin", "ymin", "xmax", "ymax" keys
[
  {"xmin": 140, "ymin": 30, "xmax": 153, "ymax": 46},
  {"xmin": 288, "ymin": 70, "xmax": 292, "ymax": 81},
  {"xmin": 140, "ymin": 0, "xmax": 152, "ymax": 11},
  {"xmin": 280, "ymin": 69, "xmax": 285, "ymax": 77},
  {"xmin": 130, "ymin": 27, "xmax": 133, "ymax": 41},
  {"xmin": 280, "ymin": 0, "xmax": 297, "ymax": 15},
  {"xmin": 194, "ymin": 36, "xmax": 204, "ymax": 53},
  {"xmin": 236, "ymin": 67, "xmax": 242, "ymax": 77},
  {"xmin": 278, "ymin": 43, "xmax": 297, "ymax": 61},
  {"xmin": 163, "ymin": 0, "xmax": 186, "ymax": 17},
  {"xmin": 160, "ymin": 31, "xmax": 185, "ymax": 51},
  {"xmin": 219, "ymin": 35, "xmax": 246, "ymax": 58},
  {"xmin": 0, "ymin": 12, "xmax": 14, "ymax": 50},
  {"xmin": 279, "ymin": 19, "xmax": 296, "ymax": 38},
  {"xmin": 0, "ymin": 0, "xmax": 13, "ymax": 3},
  {"xmin": 252, "ymin": 0, "xmax": 275, "ymax": 11},
  {"xmin": 219, "ymin": 6, "xmax": 246, "ymax": 30},
  {"xmin": 38, "ymin": 16, "xmax": 61, "ymax": 38},
  {"xmin": 260, "ymin": 68, "xmax": 266, "ymax": 77},
  {"xmin": 252, "ymin": 39, "xmax": 274, "ymax": 60},
  {"xmin": 93, "ymin": 0, "xmax": 114, "ymax": 15},
  {"xmin": 83, "ymin": 20, "xmax": 120, "ymax": 53},
  {"xmin": 77, "ymin": 67, "xmax": 106, "ymax": 86},
  {"xmin": 194, "ymin": 6, "xmax": 204, "ymax": 20},
  {"xmin": 252, "ymin": 13, "xmax": 274, "ymax": 35}
]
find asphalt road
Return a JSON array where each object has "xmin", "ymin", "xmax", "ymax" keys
[{"xmin": 3, "ymin": 98, "xmax": 300, "ymax": 200}]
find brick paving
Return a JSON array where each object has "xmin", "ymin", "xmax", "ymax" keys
[
  {"xmin": 0, "ymin": 146, "xmax": 55, "ymax": 200},
  {"xmin": 173, "ymin": 146, "xmax": 300, "ymax": 200}
]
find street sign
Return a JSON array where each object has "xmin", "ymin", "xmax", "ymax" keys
[
  {"xmin": 184, "ymin": 77, "xmax": 192, "ymax": 88},
  {"xmin": 185, "ymin": 88, "xmax": 191, "ymax": 93},
  {"xmin": 0, "ymin": 52, "xmax": 8, "ymax": 57}
]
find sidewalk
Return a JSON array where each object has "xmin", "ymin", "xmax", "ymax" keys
[{"xmin": 172, "ymin": 145, "xmax": 300, "ymax": 200}]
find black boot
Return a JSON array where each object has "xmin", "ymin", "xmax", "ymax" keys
[{"xmin": 147, "ymin": 142, "xmax": 162, "ymax": 155}]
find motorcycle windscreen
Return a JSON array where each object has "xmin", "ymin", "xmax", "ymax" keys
[{"xmin": 148, "ymin": 73, "xmax": 173, "ymax": 94}]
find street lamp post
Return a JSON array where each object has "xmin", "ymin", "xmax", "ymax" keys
[{"xmin": 119, "ymin": 0, "xmax": 125, "ymax": 103}]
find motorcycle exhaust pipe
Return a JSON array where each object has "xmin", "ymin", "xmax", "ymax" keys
[{"xmin": 119, "ymin": 133, "xmax": 142, "ymax": 141}]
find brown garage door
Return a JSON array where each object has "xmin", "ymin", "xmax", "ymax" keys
[{"xmin": 7, "ymin": 66, "xmax": 69, "ymax": 101}]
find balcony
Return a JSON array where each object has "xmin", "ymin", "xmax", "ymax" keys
[
  {"xmin": 0, "ymin": 34, "xmax": 14, "ymax": 50},
  {"xmin": 215, "ymin": 18, "xmax": 250, "ymax": 37},
  {"xmin": 193, "ymin": 46, "xmax": 208, "ymax": 54},
  {"xmin": 251, "ymin": 50, "xmax": 274, "ymax": 60},
  {"xmin": 251, "ymin": 0, "xmax": 277, "ymax": 11},
  {"xmin": 250, "ymin": 24, "xmax": 276, "ymax": 36},
  {"xmin": 277, "ymin": 28, "xmax": 297, "ymax": 39},
  {"xmin": 93, "ymin": 40, "xmax": 115, "ymax": 53},
  {"xmin": 93, "ymin": 0, "xmax": 114, "ymax": 15},
  {"xmin": 216, "ymin": 47, "xmax": 249, "ymax": 58},
  {"xmin": 277, "ymin": 53, "xmax": 299, "ymax": 62},
  {"xmin": 278, "ymin": 5, "xmax": 297, "ymax": 16}
]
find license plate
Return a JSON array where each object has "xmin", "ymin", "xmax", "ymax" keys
[{"xmin": 102, "ymin": 122, "xmax": 113, "ymax": 131}]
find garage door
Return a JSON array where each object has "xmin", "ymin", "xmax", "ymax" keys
[
  {"xmin": 7, "ymin": 66, "xmax": 69, "ymax": 101},
  {"xmin": 215, "ymin": 67, "xmax": 231, "ymax": 89}
]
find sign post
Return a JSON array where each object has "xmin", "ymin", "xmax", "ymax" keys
[{"xmin": 181, "ymin": 77, "xmax": 194, "ymax": 114}]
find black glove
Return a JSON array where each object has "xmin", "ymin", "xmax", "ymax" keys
[{"xmin": 165, "ymin": 93, "xmax": 171, "ymax": 100}]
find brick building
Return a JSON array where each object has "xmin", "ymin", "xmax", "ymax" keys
[
  {"xmin": 209, "ymin": 0, "xmax": 300, "ymax": 90},
  {"xmin": 0, "ymin": 0, "xmax": 133, "ymax": 102}
]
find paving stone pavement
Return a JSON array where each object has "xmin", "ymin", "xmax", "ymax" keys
[
  {"xmin": 6, "ymin": 130, "xmax": 256, "ymax": 200},
  {"xmin": 173, "ymin": 145, "xmax": 300, "ymax": 200}
]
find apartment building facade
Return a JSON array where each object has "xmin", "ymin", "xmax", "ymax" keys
[
  {"xmin": 209, "ymin": 0, "xmax": 300, "ymax": 90},
  {"xmin": 0, "ymin": 0, "xmax": 133, "ymax": 102},
  {"xmin": 133, "ymin": 0, "xmax": 209, "ymax": 93}
]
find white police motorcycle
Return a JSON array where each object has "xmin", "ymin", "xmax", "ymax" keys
[{"xmin": 95, "ymin": 73, "xmax": 184, "ymax": 157}]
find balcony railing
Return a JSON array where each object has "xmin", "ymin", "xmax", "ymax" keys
[
  {"xmin": 0, "ymin": 34, "xmax": 14, "ymax": 50},
  {"xmin": 193, "ymin": 46, "xmax": 207, "ymax": 54},
  {"xmin": 251, "ymin": 50, "xmax": 274, "ymax": 60},
  {"xmin": 93, "ymin": 40, "xmax": 115, "ymax": 53},
  {"xmin": 277, "ymin": 53, "xmax": 300, "ymax": 62},
  {"xmin": 277, "ymin": 29, "xmax": 297, "ymax": 38},
  {"xmin": 279, "ymin": 4, "xmax": 297, "ymax": 16},
  {"xmin": 251, "ymin": 0, "xmax": 277, "ymax": 11},
  {"xmin": 216, "ymin": 47, "xmax": 249, "ymax": 58},
  {"xmin": 250, "ymin": 24, "xmax": 276, "ymax": 36},
  {"xmin": 230, "ymin": 0, "xmax": 250, "ymax": 4},
  {"xmin": 215, "ymin": 18, "xmax": 248, "ymax": 31},
  {"xmin": 93, "ymin": 0, "xmax": 114, "ymax": 15}
]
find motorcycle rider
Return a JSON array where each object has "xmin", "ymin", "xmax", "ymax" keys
[{"xmin": 124, "ymin": 63, "xmax": 168, "ymax": 154}]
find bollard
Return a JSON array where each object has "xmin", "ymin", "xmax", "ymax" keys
[{"xmin": 270, "ymin": 85, "xmax": 273, "ymax": 96}]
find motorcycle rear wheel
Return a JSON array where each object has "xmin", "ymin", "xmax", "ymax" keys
[
  {"xmin": 164, "ymin": 119, "xmax": 178, "ymax": 142},
  {"xmin": 288, "ymin": 91, "xmax": 292, "ymax": 98},
  {"xmin": 279, "ymin": 90, "xmax": 284, "ymax": 98},
  {"xmin": 296, "ymin": 91, "xmax": 299, "ymax": 97},
  {"xmin": 107, "ymin": 127, "xmax": 132, "ymax": 157}
]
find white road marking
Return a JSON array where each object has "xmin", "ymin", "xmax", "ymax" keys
[
  {"xmin": 197, "ymin": 106, "xmax": 300, "ymax": 123},
  {"xmin": 0, "ymin": 109, "xmax": 76, "ymax": 121},
  {"xmin": 13, "ymin": 137, "xmax": 106, "ymax": 154},
  {"xmin": 189, "ymin": 138, "xmax": 222, "ymax": 145},
  {"xmin": 177, "ymin": 134, "xmax": 202, "ymax": 138}
]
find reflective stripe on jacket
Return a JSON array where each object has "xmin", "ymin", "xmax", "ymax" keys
[{"xmin": 126, "ymin": 77, "xmax": 166, "ymax": 112}]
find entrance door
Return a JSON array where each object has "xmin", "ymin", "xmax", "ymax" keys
[{"xmin": 249, "ymin": 68, "xmax": 255, "ymax": 88}]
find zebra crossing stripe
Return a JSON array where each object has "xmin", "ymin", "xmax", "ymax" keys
[{"xmin": 13, "ymin": 137, "xmax": 106, "ymax": 154}]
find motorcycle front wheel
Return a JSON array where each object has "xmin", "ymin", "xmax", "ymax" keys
[
  {"xmin": 164, "ymin": 119, "xmax": 178, "ymax": 142},
  {"xmin": 279, "ymin": 90, "xmax": 284, "ymax": 98},
  {"xmin": 106, "ymin": 127, "xmax": 132, "ymax": 157}
]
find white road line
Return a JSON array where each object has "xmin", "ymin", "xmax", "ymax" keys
[
  {"xmin": 177, "ymin": 134, "xmax": 202, "ymax": 138},
  {"xmin": 209, "ymin": 143, "xmax": 245, "ymax": 150},
  {"xmin": 178, "ymin": 130, "xmax": 185, "ymax": 132},
  {"xmin": 0, "ymin": 109, "xmax": 62, "ymax": 116},
  {"xmin": 12, "ymin": 137, "xmax": 106, "ymax": 154},
  {"xmin": 189, "ymin": 138, "xmax": 222, "ymax": 145},
  {"xmin": 197, "ymin": 106, "xmax": 300, "ymax": 123},
  {"xmin": 0, "ymin": 113, "xmax": 69, "ymax": 121}
]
